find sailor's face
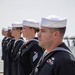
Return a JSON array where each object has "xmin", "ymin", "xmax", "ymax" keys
[
  {"xmin": 38, "ymin": 26, "xmax": 54, "ymax": 49},
  {"xmin": 11, "ymin": 27, "xmax": 19, "ymax": 37},
  {"xmin": 22, "ymin": 26, "xmax": 32, "ymax": 38},
  {"xmin": 4, "ymin": 31, "xmax": 8, "ymax": 37}
]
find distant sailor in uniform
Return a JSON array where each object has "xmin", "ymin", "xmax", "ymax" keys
[
  {"xmin": 1, "ymin": 26, "xmax": 15, "ymax": 75},
  {"xmin": 11, "ymin": 22, "xmax": 25, "ymax": 75},
  {"xmin": 1, "ymin": 27, "xmax": 9, "ymax": 60},
  {"xmin": 1, "ymin": 26, "xmax": 13, "ymax": 62},
  {"xmin": 30, "ymin": 15, "xmax": 75, "ymax": 75},
  {"xmin": 16, "ymin": 19, "xmax": 44, "ymax": 75}
]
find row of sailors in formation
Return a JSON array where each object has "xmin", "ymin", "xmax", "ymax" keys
[
  {"xmin": 1, "ymin": 19, "xmax": 44, "ymax": 75},
  {"xmin": 2, "ymin": 15, "xmax": 75, "ymax": 75}
]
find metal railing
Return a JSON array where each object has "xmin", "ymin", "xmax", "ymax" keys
[{"xmin": 63, "ymin": 36, "xmax": 75, "ymax": 46}]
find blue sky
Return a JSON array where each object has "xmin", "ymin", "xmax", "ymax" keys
[{"xmin": 0, "ymin": 0, "xmax": 75, "ymax": 40}]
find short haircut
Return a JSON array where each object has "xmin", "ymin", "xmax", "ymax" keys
[
  {"xmin": 50, "ymin": 27, "xmax": 66, "ymax": 36},
  {"xmin": 29, "ymin": 27, "xmax": 39, "ymax": 33},
  {"xmin": 16, "ymin": 27, "xmax": 22, "ymax": 30}
]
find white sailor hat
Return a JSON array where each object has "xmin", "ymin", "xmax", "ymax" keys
[
  {"xmin": 12, "ymin": 22, "xmax": 22, "ymax": 28},
  {"xmin": 2, "ymin": 27, "xmax": 8, "ymax": 31},
  {"xmin": 23, "ymin": 19, "xmax": 39, "ymax": 28},
  {"xmin": 40, "ymin": 15, "xmax": 67, "ymax": 28},
  {"xmin": 8, "ymin": 26, "xmax": 12, "ymax": 30}
]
